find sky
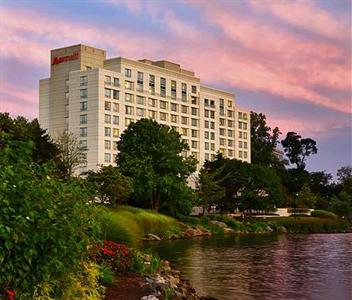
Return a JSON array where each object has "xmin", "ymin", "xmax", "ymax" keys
[{"xmin": 0, "ymin": 0, "xmax": 351, "ymax": 176}]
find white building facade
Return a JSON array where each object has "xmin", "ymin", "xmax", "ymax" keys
[{"xmin": 39, "ymin": 44, "xmax": 251, "ymax": 173}]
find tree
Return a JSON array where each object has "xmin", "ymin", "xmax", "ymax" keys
[
  {"xmin": 337, "ymin": 166, "xmax": 352, "ymax": 194},
  {"xmin": 0, "ymin": 112, "xmax": 57, "ymax": 164},
  {"xmin": 296, "ymin": 183, "xmax": 317, "ymax": 208},
  {"xmin": 250, "ymin": 111, "xmax": 282, "ymax": 167},
  {"xmin": 197, "ymin": 166, "xmax": 226, "ymax": 215},
  {"xmin": 281, "ymin": 132, "xmax": 317, "ymax": 169},
  {"xmin": 330, "ymin": 191, "xmax": 352, "ymax": 219},
  {"xmin": 116, "ymin": 119, "xmax": 197, "ymax": 213},
  {"xmin": 86, "ymin": 166, "xmax": 133, "ymax": 206},
  {"xmin": 55, "ymin": 131, "xmax": 86, "ymax": 178}
]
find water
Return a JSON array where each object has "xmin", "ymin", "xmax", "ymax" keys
[{"xmin": 145, "ymin": 234, "xmax": 352, "ymax": 300}]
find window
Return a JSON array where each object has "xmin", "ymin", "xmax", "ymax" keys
[
  {"xmin": 191, "ymin": 118, "xmax": 198, "ymax": 126},
  {"xmin": 125, "ymin": 80, "xmax": 133, "ymax": 90},
  {"xmin": 211, "ymin": 143, "xmax": 215, "ymax": 151},
  {"xmin": 171, "ymin": 80, "xmax": 177, "ymax": 99},
  {"xmin": 220, "ymin": 118, "xmax": 225, "ymax": 126},
  {"xmin": 112, "ymin": 103, "xmax": 119, "ymax": 113},
  {"xmin": 228, "ymin": 100, "xmax": 232, "ymax": 108},
  {"xmin": 228, "ymin": 149, "xmax": 233, "ymax": 157},
  {"xmin": 105, "ymin": 75, "xmax": 111, "ymax": 84},
  {"xmin": 160, "ymin": 112, "xmax": 167, "ymax": 121},
  {"xmin": 160, "ymin": 77, "xmax": 166, "ymax": 97},
  {"xmin": 136, "ymin": 108, "xmax": 145, "ymax": 117},
  {"xmin": 244, "ymin": 141, "xmax": 248, "ymax": 149},
  {"xmin": 210, "ymin": 132, "xmax": 215, "ymax": 140},
  {"xmin": 136, "ymin": 96, "xmax": 145, "ymax": 105},
  {"xmin": 239, "ymin": 131, "xmax": 243, "ymax": 139},
  {"xmin": 220, "ymin": 138, "xmax": 225, "ymax": 146},
  {"xmin": 125, "ymin": 93, "xmax": 133, "ymax": 103},
  {"xmin": 105, "ymin": 140, "xmax": 111, "ymax": 150},
  {"xmin": 210, "ymin": 111, "xmax": 215, "ymax": 119},
  {"xmin": 210, "ymin": 100, "xmax": 215, "ymax": 108},
  {"xmin": 125, "ymin": 68, "xmax": 131, "ymax": 77},
  {"xmin": 204, "ymin": 99, "xmax": 209, "ymax": 107},
  {"xmin": 105, "ymin": 88, "xmax": 111, "ymax": 98},
  {"xmin": 113, "ymin": 116, "xmax": 119, "ymax": 125},
  {"xmin": 80, "ymin": 115, "xmax": 87, "ymax": 125},
  {"xmin": 243, "ymin": 132, "xmax": 248, "ymax": 139},
  {"xmin": 181, "ymin": 128, "xmax": 188, "ymax": 136},
  {"xmin": 125, "ymin": 105, "xmax": 133, "ymax": 115},
  {"xmin": 80, "ymin": 127, "xmax": 87, "ymax": 137},
  {"xmin": 228, "ymin": 140, "xmax": 233, "ymax": 147},
  {"xmin": 238, "ymin": 112, "xmax": 243, "ymax": 119},
  {"xmin": 113, "ymin": 77, "xmax": 119, "ymax": 87},
  {"xmin": 191, "ymin": 85, "xmax": 197, "ymax": 94},
  {"xmin": 239, "ymin": 141, "xmax": 243, "ymax": 148},
  {"xmin": 228, "ymin": 120, "xmax": 233, "ymax": 127},
  {"xmin": 80, "ymin": 101, "xmax": 88, "ymax": 111},
  {"xmin": 113, "ymin": 90, "xmax": 119, "ymax": 100},
  {"xmin": 171, "ymin": 103, "xmax": 178, "ymax": 112},
  {"xmin": 148, "ymin": 98, "xmax": 156, "ymax": 107},
  {"xmin": 228, "ymin": 110, "xmax": 234, "ymax": 118},
  {"xmin": 160, "ymin": 100, "xmax": 167, "ymax": 110},
  {"xmin": 244, "ymin": 151, "xmax": 248, "ymax": 158},
  {"xmin": 205, "ymin": 153, "xmax": 210, "ymax": 160},
  {"xmin": 191, "ymin": 108, "xmax": 198, "ymax": 116},
  {"xmin": 205, "ymin": 110, "xmax": 209, "ymax": 118},
  {"xmin": 86, "ymin": 66, "xmax": 92, "ymax": 70},
  {"xmin": 205, "ymin": 142, "xmax": 209, "ymax": 150},
  {"xmin": 105, "ymin": 101, "xmax": 111, "ymax": 111},
  {"xmin": 171, "ymin": 114, "xmax": 178, "ymax": 123},
  {"xmin": 243, "ymin": 113, "xmax": 248, "ymax": 120},
  {"xmin": 205, "ymin": 131, "xmax": 210, "ymax": 139},
  {"xmin": 79, "ymin": 140, "xmax": 87, "ymax": 150},
  {"xmin": 137, "ymin": 72, "xmax": 143, "ymax": 84},
  {"xmin": 205, "ymin": 120, "xmax": 209, "ymax": 128},
  {"xmin": 192, "ymin": 141, "xmax": 198, "ymax": 148},
  {"xmin": 104, "ymin": 153, "xmax": 111, "ymax": 163},
  {"xmin": 80, "ymin": 89, "xmax": 88, "ymax": 99},
  {"xmin": 125, "ymin": 118, "xmax": 133, "ymax": 127},
  {"xmin": 228, "ymin": 130, "xmax": 233, "ymax": 138},
  {"xmin": 238, "ymin": 122, "xmax": 243, "ymax": 129},
  {"xmin": 65, "ymin": 79, "xmax": 69, "ymax": 87},
  {"xmin": 220, "ymin": 107, "xmax": 225, "ymax": 116},
  {"xmin": 191, "ymin": 96, "xmax": 198, "ymax": 105},
  {"xmin": 239, "ymin": 151, "xmax": 243, "ymax": 158},
  {"xmin": 220, "ymin": 128, "xmax": 225, "ymax": 136},
  {"xmin": 149, "ymin": 75, "xmax": 155, "ymax": 94},
  {"xmin": 113, "ymin": 128, "xmax": 119, "ymax": 137},
  {"xmin": 149, "ymin": 110, "xmax": 156, "ymax": 119},
  {"xmin": 181, "ymin": 83, "xmax": 187, "ymax": 102},
  {"xmin": 105, "ymin": 114, "xmax": 111, "ymax": 124},
  {"xmin": 113, "ymin": 141, "xmax": 118, "ymax": 150},
  {"xmin": 181, "ymin": 105, "xmax": 188, "ymax": 114},
  {"xmin": 105, "ymin": 127, "xmax": 111, "ymax": 137},
  {"xmin": 181, "ymin": 116, "xmax": 188, "ymax": 125},
  {"xmin": 65, "ymin": 92, "xmax": 69, "ymax": 104},
  {"xmin": 191, "ymin": 129, "xmax": 198, "ymax": 138},
  {"xmin": 80, "ymin": 76, "xmax": 88, "ymax": 86},
  {"xmin": 243, "ymin": 123, "xmax": 248, "ymax": 130}
]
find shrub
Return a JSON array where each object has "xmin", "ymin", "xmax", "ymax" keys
[
  {"xmin": 98, "ymin": 265, "xmax": 115, "ymax": 286},
  {"xmin": 311, "ymin": 210, "xmax": 338, "ymax": 219},
  {"xmin": 0, "ymin": 142, "xmax": 102, "ymax": 298}
]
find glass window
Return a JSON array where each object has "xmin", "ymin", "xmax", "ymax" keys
[
  {"xmin": 105, "ymin": 140, "xmax": 111, "ymax": 150},
  {"xmin": 205, "ymin": 142, "xmax": 209, "ymax": 150},
  {"xmin": 148, "ymin": 98, "xmax": 156, "ymax": 107},
  {"xmin": 244, "ymin": 132, "xmax": 248, "ymax": 139},
  {"xmin": 80, "ymin": 101, "xmax": 88, "ymax": 111},
  {"xmin": 104, "ymin": 88, "xmax": 111, "ymax": 98},
  {"xmin": 113, "ymin": 128, "xmax": 119, "ymax": 137},
  {"xmin": 220, "ymin": 128, "xmax": 225, "ymax": 136},
  {"xmin": 149, "ymin": 110, "xmax": 156, "ymax": 119},
  {"xmin": 181, "ymin": 105, "xmax": 188, "ymax": 114},
  {"xmin": 105, "ymin": 114, "xmax": 111, "ymax": 124},
  {"xmin": 137, "ymin": 72, "xmax": 143, "ymax": 84},
  {"xmin": 220, "ymin": 118, "xmax": 225, "ymax": 126},
  {"xmin": 239, "ymin": 141, "xmax": 243, "ymax": 148},
  {"xmin": 149, "ymin": 75, "xmax": 155, "ymax": 94},
  {"xmin": 191, "ymin": 129, "xmax": 198, "ymax": 138},
  {"xmin": 205, "ymin": 120, "xmax": 209, "ymax": 128},
  {"xmin": 244, "ymin": 141, "xmax": 248, "ymax": 149},
  {"xmin": 211, "ymin": 132, "xmax": 215, "ymax": 140},
  {"xmin": 125, "ymin": 80, "xmax": 133, "ymax": 90},
  {"xmin": 136, "ymin": 108, "xmax": 145, "ymax": 117},
  {"xmin": 243, "ymin": 113, "xmax": 248, "ymax": 120},
  {"xmin": 239, "ymin": 151, "xmax": 243, "ymax": 158},
  {"xmin": 238, "ymin": 112, "xmax": 243, "ymax": 119},
  {"xmin": 160, "ymin": 100, "xmax": 167, "ymax": 110},
  {"xmin": 113, "ymin": 116, "xmax": 119, "ymax": 125},
  {"xmin": 228, "ymin": 149, "xmax": 233, "ymax": 157},
  {"xmin": 80, "ymin": 89, "xmax": 88, "ymax": 99},
  {"xmin": 220, "ymin": 138, "xmax": 225, "ymax": 146},
  {"xmin": 79, "ymin": 140, "xmax": 87, "ymax": 149},
  {"xmin": 191, "ymin": 118, "xmax": 198, "ymax": 126},
  {"xmin": 244, "ymin": 151, "xmax": 248, "ymax": 158},
  {"xmin": 171, "ymin": 103, "xmax": 178, "ymax": 112},
  {"xmin": 191, "ymin": 85, "xmax": 197, "ymax": 93},
  {"xmin": 205, "ymin": 110, "xmax": 209, "ymax": 118},
  {"xmin": 160, "ymin": 77, "xmax": 166, "ymax": 97},
  {"xmin": 137, "ymin": 96, "xmax": 145, "ymax": 105},
  {"xmin": 192, "ymin": 141, "xmax": 198, "ymax": 148},
  {"xmin": 191, "ymin": 108, "xmax": 198, "ymax": 116},
  {"xmin": 243, "ymin": 123, "xmax": 248, "ymax": 130},
  {"xmin": 210, "ymin": 111, "xmax": 215, "ymax": 119},
  {"xmin": 125, "ymin": 93, "xmax": 133, "ymax": 103},
  {"xmin": 228, "ymin": 120, "xmax": 233, "ymax": 127},
  {"xmin": 104, "ymin": 153, "xmax": 111, "ymax": 163},
  {"xmin": 181, "ymin": 116, "xmax": 188, "ymax": 125},
  {"xmin": 105, "ymin": 101, "xmax": 111, "ymax": 111},
  {"xmin": 80, "ymin": 127, "xmax": 87, "ymax": 137},
  {"xmin": 113, "ymin": 90, "xmax": 119, "ymax": 100},
  {"xmin": 160, "ymin": 112, "xmax": 167, "ymax": 121},
  {"xmin": 181, "ymin": 128, "xmax": 188, "ymax": 136},
  {"xmin": 171, "ymin": 80, "xmax": 177, "ymax": 99},
  {"xmin": 171, "ymin": 114, "xmax": 178, "ymax": 123},
  {"xmin": 80, "ymin": 76, "xmax": 88, "ymax": 86},
  {"xmin": 228, "ymin": 130, "xmax": 233, "ymax": 138},
  {"xmin": 125, "ymin": 68, "xmax": 131, "ymax": 77},
  {"xmin": 205, "ymin": 131, "xmax": 209, "ymax": 139},
  {"xmin": 239, "ymin": 122, "xmax": 243, "ymax": 129},
  {"xmin": 113, "ymin": 77, "xmax": 119, "ymax": 87},
  {"xmin": 181, "ymin": 83, "xmax": 187, "ymax": 102},
  {"xmin": 113, "ymin": 141, "xmax": 118, "ymax": 150},
  {"xmin": 211, "ymin": 143, "xmax": 215, "ymax": 151},
  {"xmin": 104, "ymin": 127, "xmax": 111, "ymax": 137},
  {"xmin": 105, "ymin": 75, "xmax": 111, "ymax": 84},
  {"xmin": 125, "ymin": 105, "xmax": 133, "ymax": 115},
  {"xmin": 228, "ymin": 100, "xmax": 232, "ymax": 108},
  {"xmin": 80, "ymin": 115, "xmax": 87, "ymax": 125},
  {"xmin": 112, "ymin": 103, "xmax": 119, "ymax": 112},
  {"xmin": 205, "ymin": 153, "xmax": 210, "ymax": 160},
  {"xmin": 228, "ymin": 140, "xmax": 233, "ymax": 147},
  {"xmin": 125, "ymin": 118, "xmax": 133, "ymax": 127}
]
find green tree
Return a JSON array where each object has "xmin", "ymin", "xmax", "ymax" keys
[
  {"xmin": 250, "ymin": 111, "xmax": 282, "ymax": 167},
  {"xmin": 330, "ymin": 191, "xmax": 352, "ymax": 219},
  {"xmin": 337, "ymin": 166, "xmax": 352, "ymax": 194},
  {"xmin": 281, "ymin": 132, "xmax": 317, "ymax": 169},
  {"xmin": 116, "ymin": 119, "xmax": 197, "ymax": 213},
  {"xmin": 296, "ymin": 183, "xmax": 317, "ymax": 208},
  {"xmin": 86, "ymin": 166, "xmax": 133, "ymax": 206}
]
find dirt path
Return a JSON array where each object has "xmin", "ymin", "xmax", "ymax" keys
[{"xmin": 104, "ymin": 273, "xmax": 152, "ymax": 300}]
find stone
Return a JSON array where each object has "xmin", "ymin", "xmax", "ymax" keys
[
  {"xmin": 209, "ymin": 220, "xmax": 228, "ymax": 228},
  {"xmin": 141, "ymin": 295, "xmax": 159, "ymax": 300},
  {"xmin": 145, "ymin": 233, "xmax": 161, "ymax": 241},
  {"xmin": 266, "ymin": 225, "xmax": 274, "ymax": 232},
  {"xmin": 223, "ymin": 227, "xmax": 234, "ymax": 234}
]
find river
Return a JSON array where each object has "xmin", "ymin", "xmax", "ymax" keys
[{"xmin": 145, "ymin": 233, "xmax": 352, "ymax": 300}]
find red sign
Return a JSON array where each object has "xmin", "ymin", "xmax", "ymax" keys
[{"xmin": 52, "ymin": 52, "xmax": 79, "ymax": 65}]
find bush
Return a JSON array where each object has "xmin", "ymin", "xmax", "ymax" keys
[
  {"xmin": 0, "ymin": 143, "xmax": 102, "ymax": 298},
  {"xmin": 311, "ymin": 210, "xmax": 338, "ymax": 219}
]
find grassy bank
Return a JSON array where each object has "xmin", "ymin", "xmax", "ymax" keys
[{"xmin": 101, "ymin": 206, "xmax": 182, "ymax": 246}]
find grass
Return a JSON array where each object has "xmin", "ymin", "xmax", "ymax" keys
[
  {"xmin": 310, "ymin": 210, "xmax": 338, "ymax": 219},
  {"xmin": 101, "ymin": 205, "xmax": 181, "ymax": 246}
]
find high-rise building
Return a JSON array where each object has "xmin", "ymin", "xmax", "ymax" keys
[{"xmin": 39, "ymin": 44, "xmax": 251, "ymax": 174}]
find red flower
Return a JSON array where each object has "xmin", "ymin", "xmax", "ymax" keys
[{"xmin": 4, "ymin": 290, "xmax": 16, "ymax": 300}]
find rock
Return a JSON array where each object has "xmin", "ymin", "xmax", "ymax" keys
[
  {"xmin": 170, "ymin": 234, "xmax": 179, "ymax": 240},
  {"xmin": 209, "ymin": 220, "xmax": 228, "ymax": 228},
  {"xmin": 223, "ymin": 227, "xmax": 234, "ymax": 234},
  {"xmin": 144, "ymin": 233, "xmax": 161, "ymax": 241},
  {"xmin": 266, "ymin": 225, "xmax": 274, "ymax": 232},
  {"xmin": 141, "ymin": 295, "xmax": 159, "ymax": 300}
]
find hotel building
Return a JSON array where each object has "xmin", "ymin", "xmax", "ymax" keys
[{"xmin": 39, "ymin": 44, "xmax": 251, "ymax": 173}]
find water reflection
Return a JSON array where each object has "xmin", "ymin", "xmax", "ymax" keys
[{"xmin": 145, "ymin": 234, "xmax": 352, "ymax": 300}]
